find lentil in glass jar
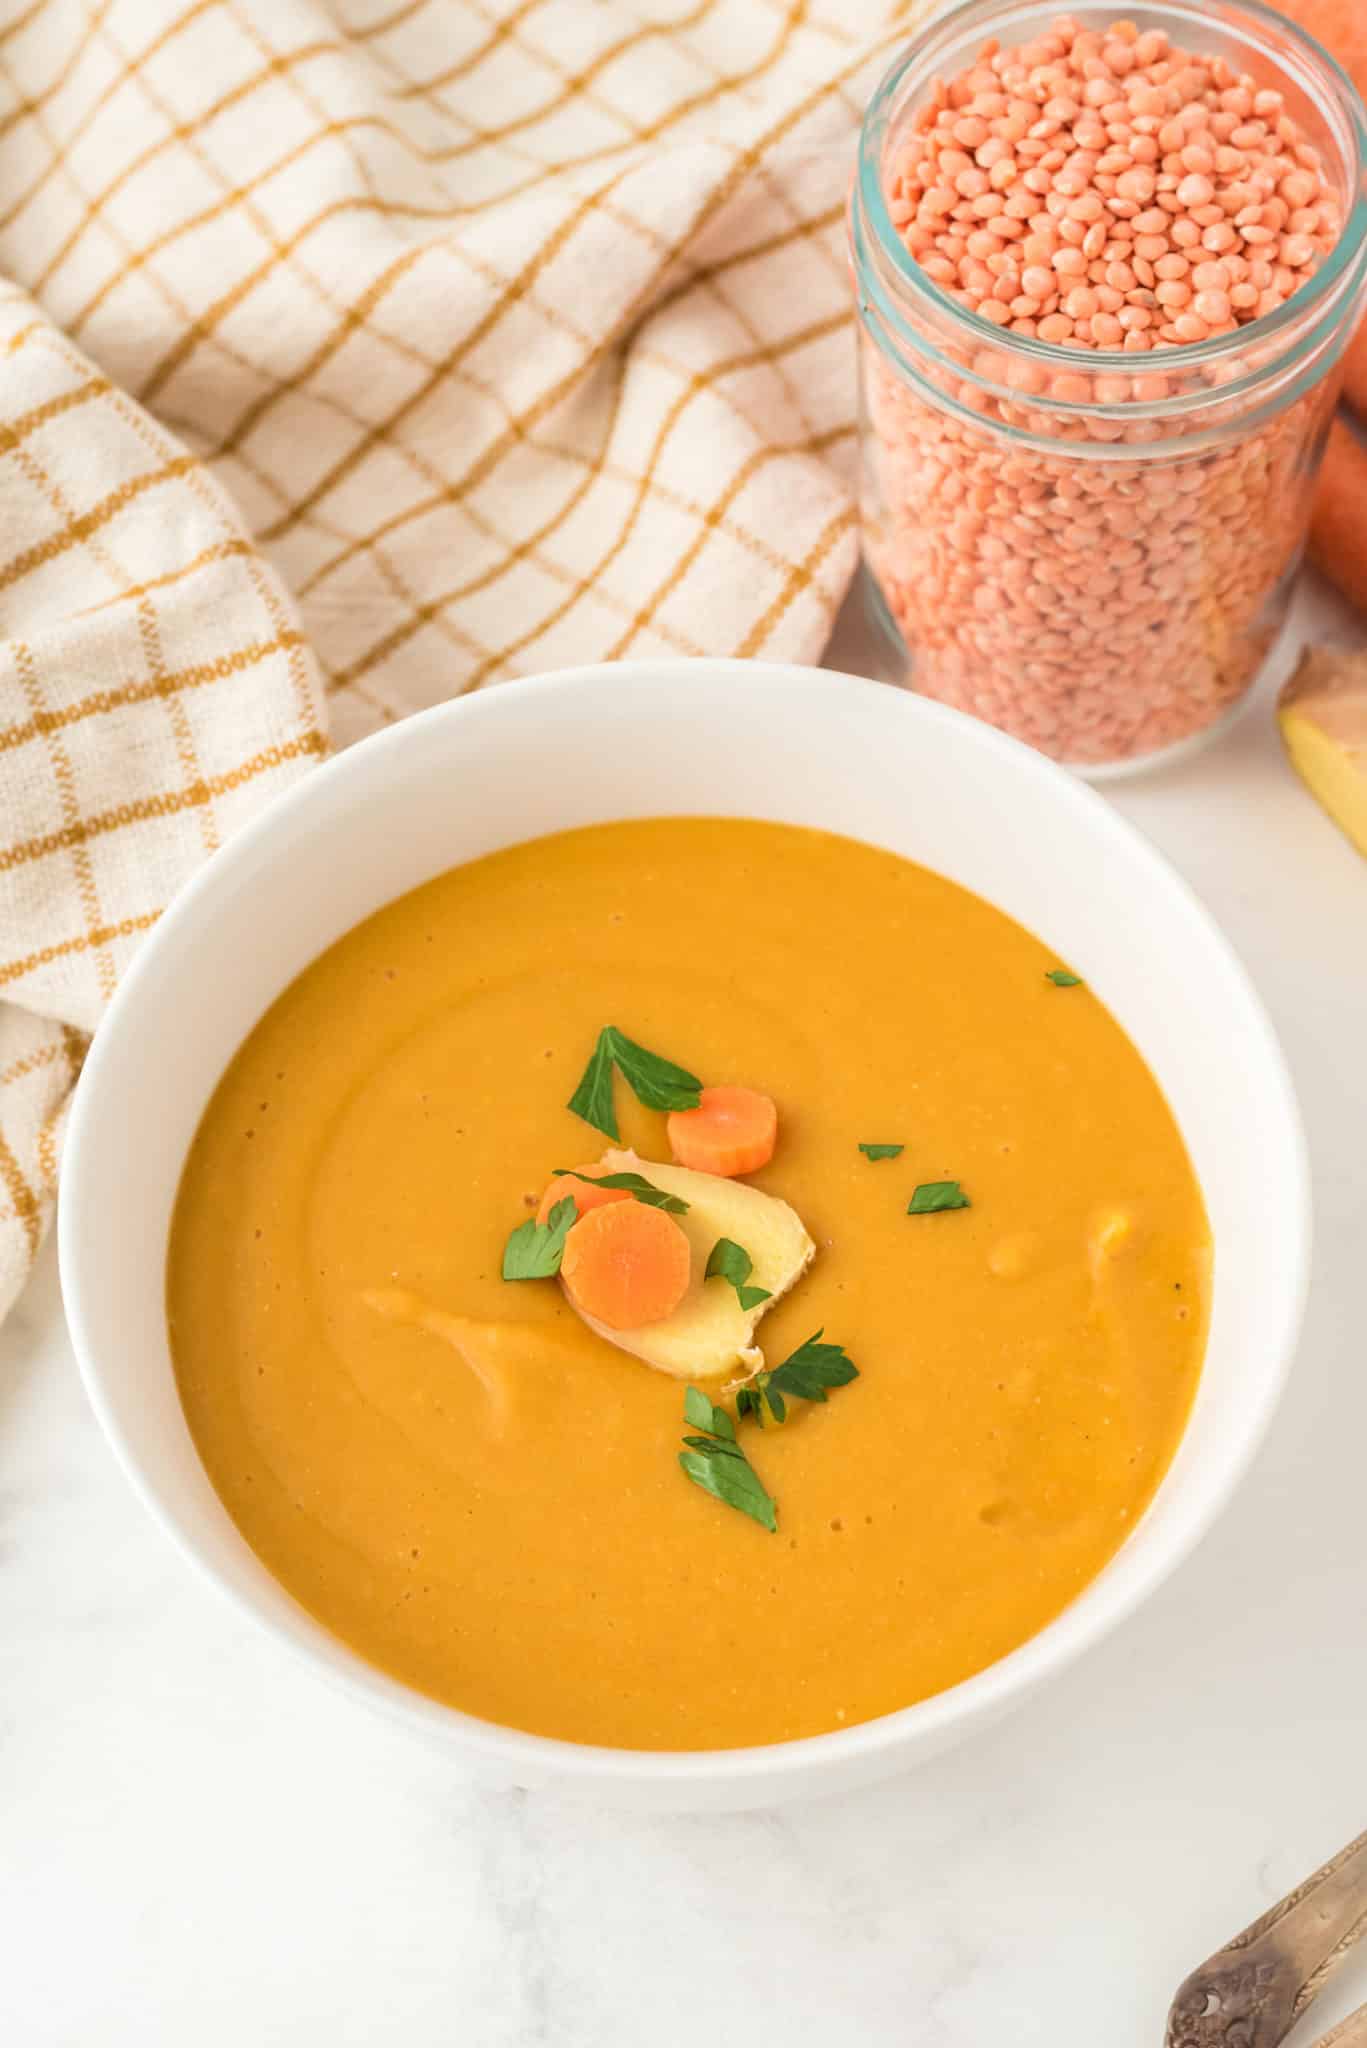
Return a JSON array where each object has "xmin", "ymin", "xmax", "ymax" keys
[{"xmin": 850, "ymin": 0, "xmax": 1367, "ymax": 774}]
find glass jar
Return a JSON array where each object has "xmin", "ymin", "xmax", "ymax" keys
[{"xmin": 849, "ymin": 0, "xmax": 1367, "ymax": 776}]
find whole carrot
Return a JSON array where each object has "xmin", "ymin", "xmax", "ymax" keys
[
  {"xmin": 1272, "ymin": 10, "xmax": 1367, "ymax": 337},
  {"xmin": 1273, "ymin": 2, "xmax": 1367, "ymax": 87},
  {"xmin": 1274, "ymin": 8, "xmax": 1367, "ymax": 408},
  {"xmin": 1309, "ymin": 416, "xmax": 1367, "ymax": 615},
  {"xmin": 1340, "ymin": 324, "xmax": 1367, "ymax": 423}
]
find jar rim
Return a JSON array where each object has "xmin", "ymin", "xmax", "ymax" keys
[{"xmin": 854, "ymin": 0, "xmax": 1367, "ymax": 377}]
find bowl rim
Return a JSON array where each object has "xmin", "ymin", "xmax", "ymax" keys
[{"xmin": 58, "ymin": 659, "xmax": 1313, "ymax": 1791}]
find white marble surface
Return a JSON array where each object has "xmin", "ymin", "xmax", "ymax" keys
[{"xmin": 4, "ymin": 579, "xmax": 1367, "ymax": 2048}]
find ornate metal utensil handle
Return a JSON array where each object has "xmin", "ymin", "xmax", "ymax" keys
[{"xmin": 1166, "ymin": 1828, "xmax": 1367, "ymax": 2048}]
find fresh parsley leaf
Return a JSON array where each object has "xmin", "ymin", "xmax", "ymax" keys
[
  {"xmin": 678, "ymin": 1384, "xmax": 776, "ymax": 1532},
  {"xmin": 683, "ymin": 1385, "xmax": 734, "ymax": 1438},
  {"xmin": 678, "ymin": 1446, "xmax": 778, "ymax": 1530},
  {"xmin": 767, "ymin": 1331, "xmax": 857, "ymax": 1409},
  {"xmin": 566, "ymin": 1030, "xmax": 618, "ymax": 1139},
  {"xmin": 705, "ymin": 1238, "xmax": 748, "ymax": 1286},
  {"xmin": 566, "ymin": 1027, "xmax": 702, "ymax": 1138},
  {"xmin": 551, "ymin": 1167, "xmax": 688, "ymax": 1214},
  {"xmin": 608, "ymin": 1029, "xmax": 702, "ymax": 1113},
  {"xmin": 907, "ymin": 1180, "xmax": 971, "ymax": 1214},
  {"xmin": 704, "ymin": 1237, "xmax": 772, "ymax": 1312},
  {"xmin": 761, "ymin": 1383, "xmax": 786, "ymax": 1424},
  {"xmin": 501, "ymin": 1196, "xmax": 577, "ymax": 1280},
  {"xmin": 858, "ymin": 1142, "xmax": 904, "ymax": 1161},
  {"xmin": 1045, "ymin": 969, "xmax": 1083, "ymax": 987},
  {"xmin": 736, "ymin": 1331, "xmax": 858, "ymax": 1427}
]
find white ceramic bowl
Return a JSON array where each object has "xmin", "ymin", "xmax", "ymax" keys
[{"xmin": 59, "ymin": 662, "xmax": 1310, "ymax": 1811}]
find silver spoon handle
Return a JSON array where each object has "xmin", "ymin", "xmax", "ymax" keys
[{"xmin": 1166, "ymin": 1830, "xmax": 1367, "ymax": 2048}]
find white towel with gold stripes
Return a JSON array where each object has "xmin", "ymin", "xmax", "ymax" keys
[{"xmin": 0, "ymin": 0, "xmax": 931, "ymax": 1320}]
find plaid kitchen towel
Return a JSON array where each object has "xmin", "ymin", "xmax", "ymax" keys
[{"xmin": 0, "ymin": 0, "xmax": 933, "ymax": 1321}]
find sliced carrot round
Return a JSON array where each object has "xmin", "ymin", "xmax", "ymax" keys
[
  {"xmin": 667, "ymin": 1085, "xmax": 777, "ymax": 1178},
  {"xmin": 560, "ymin": 1200, "xmax": 692, "ymax": 1331},
  {"xmin": 536, "ymin": 1163, "xmax": 632, "ymax": 1227}
]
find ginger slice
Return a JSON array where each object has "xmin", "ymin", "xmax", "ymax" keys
[
  {"xmin": 1279, "ymin": 644, "xmax": 1367, "ymax": 860},
  {"xmin": 560, "ymin": 1149, "xmax": 815, "ymax": 1380}
]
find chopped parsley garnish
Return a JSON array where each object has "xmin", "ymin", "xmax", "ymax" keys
[
  {"xmin": 567, "ymin": 1027, "xmax": 702, "ymax": 1140},
  {"xmin": 735, "ymin": 1330, "xmax": 858, "ymax": 1426},
  {"xmin": 552, "ymin": 1168, "xmax": 688, "ymax": 1213},
  {"xmin": 680, "ymin": 1336, "xmax": 857, "ymax": 1523},
  {"xmin": 705, "ymin": 1236, "xmax": 771, "ymax": 1311},
  {"xmin": 907, "ymin": 1180, "xmax": 971, "ymax": 1214},
  {"xmin": 858, "ymin": 1142, "xmax": 904, "ymax": 1161},
  {"xmin": 1045, "ymin": 969, "xmax": 1083, "ymax": 987},
  {"xmin": 501, "ymin": 1196, "xmax": 576, "ymax": 1280},
  {"xmin": 678, "ymin": 1386, "xmax": 776, "ymax": 1533}
]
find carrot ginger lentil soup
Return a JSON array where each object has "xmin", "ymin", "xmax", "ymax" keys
[{"xmin": 167, "ymin": 818, "xmax": 1209, "ymax": 1750}]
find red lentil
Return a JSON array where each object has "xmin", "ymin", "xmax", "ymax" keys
[{"xmin": 858, "ymin": 10, "xmax": 1358, "ymax": 768}]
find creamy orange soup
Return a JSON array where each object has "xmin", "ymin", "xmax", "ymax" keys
[{"xmin": 167, "ymin": 819, "xmax": 1209, "ymax": 1750}]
